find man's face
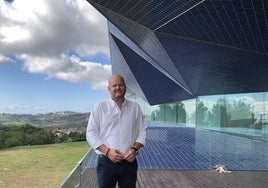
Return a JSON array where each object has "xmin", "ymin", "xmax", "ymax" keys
[{"xmin": 108, "ymin": 76, "xmax": 126, "ymax": 100}]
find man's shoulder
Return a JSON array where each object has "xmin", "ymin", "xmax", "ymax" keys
[
  {"xmin": 126, "ymin": 99, "xmax": 136, "ymax": 105},
  {"xmin": 95, "ymin": 100, "xmax": 111, "ymax": 107},
  {"xmin": 91, "ymin": 100, "xmax": 110, "ymax": 113},
  {"xmin": 125, "ymin": 99, "xmax": 140, "ymax": 108}
]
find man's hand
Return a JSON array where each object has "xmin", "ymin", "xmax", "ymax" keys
[
  {"xmin": 107, "ymin": 149, "xmax": 124, "ymax": 163},
  {"xmin": 123, "ymin": 148, "xmax": 136, "ymax": 162}
]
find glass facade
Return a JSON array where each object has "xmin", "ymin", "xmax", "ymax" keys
[{"xmin": 128, "ymin": 92, "xmax": 268, "ymax": 141}]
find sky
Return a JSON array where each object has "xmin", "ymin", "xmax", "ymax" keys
[{"xmin": 0, "ymin": 0, "xmax": 112, "ymax": 114}]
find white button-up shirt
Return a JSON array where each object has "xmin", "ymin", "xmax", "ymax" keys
[{"xmin": 86, "ymin": 99, "xmax": 147, "ymax": 155}]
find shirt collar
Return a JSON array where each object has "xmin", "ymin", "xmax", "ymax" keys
[{"xmin": 109, "ymin": 98, "xmax": 127, "ymax": 107}]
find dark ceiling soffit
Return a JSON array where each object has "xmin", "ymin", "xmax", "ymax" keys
[{"xmin": 87, "ymin": 0, "xmax": 193, "ymax": 96}]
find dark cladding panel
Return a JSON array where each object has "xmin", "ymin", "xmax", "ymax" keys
[
  {"xmin": 158, "ymin": 0, "xmax": 268, "ymax": 54},
  {"xmin": 157, "ymin": 32, "xmax": 268, "ymax": 95},
  {"xmin": 109, "ymin": 34, "xmax": 149, "ymax": 103},
  {"xmin": 111, "ymin": 34, "xmax": 193, "ymax": 105},
  {"xmin": 87, "ymin": 0, "xmax": 205, "ymax": 30}
]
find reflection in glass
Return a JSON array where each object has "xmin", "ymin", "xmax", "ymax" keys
[{"xmin": 128, "ymin": 92, "xmax": 268, "ymax": 141}]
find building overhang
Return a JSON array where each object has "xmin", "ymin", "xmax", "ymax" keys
[{"xmin": 87, "ymin": 0, "xmax": 268, "ymax": 105}]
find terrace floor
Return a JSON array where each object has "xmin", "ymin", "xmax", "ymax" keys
[
  {"xmin": 80, "ymin": 126, "xmax": 268, "ymax": 188},
  {"xmin": 81, "ymin": 168, "xmax": 268, "ymax": 188}
]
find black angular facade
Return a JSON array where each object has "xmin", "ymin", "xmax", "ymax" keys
[{"xmin": 87, "ymin": 0, "xmax": 268, "ymax": 105}]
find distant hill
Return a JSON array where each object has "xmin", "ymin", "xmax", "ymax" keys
[{"xmin": 0, "ymin": 111, "xmax": 90, "ymax": 129}]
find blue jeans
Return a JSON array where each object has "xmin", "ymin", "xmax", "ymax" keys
[{"xmin": 97, "ymin": 155, "xmax": 138, "ymax": 188}]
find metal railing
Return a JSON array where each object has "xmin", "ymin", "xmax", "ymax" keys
[{"xmin": 60, "ymin": 150, "xmax": 92, "ymax": 188}]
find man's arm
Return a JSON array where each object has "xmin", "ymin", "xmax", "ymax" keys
[
  {"xmin": 97, "ymin": 144, "xmax": 110, "ymax": 155},
  {"xmin": 132, "ymin": 142, "xmax": 144, "ymax": 151}
]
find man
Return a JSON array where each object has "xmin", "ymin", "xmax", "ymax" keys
[{"xmin": 86, "ymin": 74, "xmax": 147, "ymax": 188}]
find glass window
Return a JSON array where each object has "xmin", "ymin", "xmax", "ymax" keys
[{"xmin": 127, "ymin": 92, "xmax": 268, "ymax": 141}]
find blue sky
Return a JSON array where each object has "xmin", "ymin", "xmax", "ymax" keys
[{"xmin": 0, "ymin": 0, "xmax": 112, "ymax": 114}]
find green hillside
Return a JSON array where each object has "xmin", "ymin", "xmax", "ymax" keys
[{"xmin": 0, "ymin": 111, "xmax": 90, "ymax": 129}]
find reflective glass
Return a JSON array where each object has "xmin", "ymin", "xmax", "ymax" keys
[{"xmin": 128, "ymin": 92, "xmax": 268, "ymax": 141}]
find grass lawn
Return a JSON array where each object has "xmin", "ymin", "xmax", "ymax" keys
[{"xmin": 0, "ymin": 141, "xmax": 90, "ymax": 188}]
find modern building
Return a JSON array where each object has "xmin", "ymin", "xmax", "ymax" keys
[
  {"xmin": 61, "ymin": 1, "xmax": 268, "ymax": 187},
  {"xmin": 86, "ymin": 0, "xmax": 268, "ymax": 139}
]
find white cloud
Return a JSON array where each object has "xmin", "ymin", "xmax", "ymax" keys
[
  {"xmin": 0, "ymin": 25, "xmax": 31, "ymax": 43},
  {"xmin": 0, "ymin": 0, "xmax": 111, "ymax": 90},
  {"xmin": 0, "ymin": 103, "xmax": 50, "ymax": 114},
  {"xmin": 22, "ymin": 54, "xmax": 111, "ymax": 89},
  {"xmin": 226, "ymin": 95, "xmax": 255, "ymax": 104},
  {"xmin": 0, "ymin": 54, "xmax": 14, "ymax": 64},
  {"xmin": 0, "ymin": 104, "xmax": 28, "ymax": 114}
]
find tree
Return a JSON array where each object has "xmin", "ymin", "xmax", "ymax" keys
[
  {"xmin": 176, "ymin": 102, "xmax": 186, "ymax": 124},
  {"xmin": 208, "ymin": 98, "xmax": 231, "ymax": 128},
  {"xmin": 195, "ymin": 99, "xmax": 208, "ymax": 127},
  {"xmin": 68, "ymin": 131, "xmax": 86, "ymax": 142}
]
